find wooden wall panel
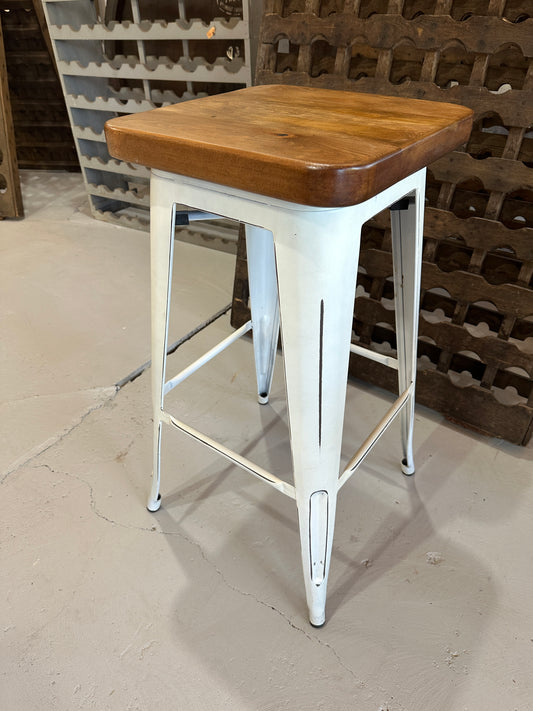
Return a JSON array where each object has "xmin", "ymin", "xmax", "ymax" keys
[{"xmin": 0, "ymin": 0, "xmax": 78, "ymax": 171}]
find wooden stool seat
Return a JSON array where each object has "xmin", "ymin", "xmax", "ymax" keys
[
  {"xmin": 104, "ymin": 87, "xmax": 472, "ymax": 626},
  {"xmin": 105, "ymin": 85, "xmax": 472, "ymax": 207}
]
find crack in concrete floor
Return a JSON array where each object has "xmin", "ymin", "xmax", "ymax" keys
[
  {"xmin": 1, "ymin": 387, "xmax": 117, "ymax": 484},
  {"xmin": 0, "ymin": 308, "xmax": 401, "ymax": 690},
  {"xmin": 2, "ymin": 301, "xmax": 231, "ymax": 485},
  {"xmin": 5, "ymin": 328, "xmax": 531, "ymax": 708},
  {"xmin": 34, "ymin": 450, "xmax": 361, "ymax": 683}
]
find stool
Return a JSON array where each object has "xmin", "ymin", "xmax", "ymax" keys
[{"xmin": 105, "ymin": 86, "xmax": 472, "ymax": 626}]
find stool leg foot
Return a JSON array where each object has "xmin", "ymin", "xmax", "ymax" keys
[
  {"xmin": 390, "ymin": 177, "xmax": 425, "ymax": 479},
  {"xmin": 297, "ymin": 488, "xmax": 336, "ymax": 627},
  {"xmin": 401, "ymin": 457, "xmax": 416, "ymax": 477},
  {"xmin": 147, "ymin": 494, "xmax": 162, "ymax": 512},
  {"xmin": 147, "ymin": 423, "xmax": 163, "ymax": 511},
  {"xmin": 245, "ymin": 225, "xmax": 279, "ymax": 405},
  {"xmin": 273, "ymin": 211, "xmax": 361, "ymax": 625}
]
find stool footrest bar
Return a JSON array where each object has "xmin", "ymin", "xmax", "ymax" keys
[
  {"xmin": 164, "ymin": 321, "xmax": 252, "ymax": 396},
  {"xmin": 162, "ymin": 411, "xmax": 296, "ymax": 499},
  {"xmin": 338, "ymin": 384, "xmax": 414, "ymax": 490},
  {"xmin": 349, "ymin": 342, "xmax": 399, "ymax": 370}
]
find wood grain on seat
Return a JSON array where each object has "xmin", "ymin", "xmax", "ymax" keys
[{"xmin": 105, "ymin": 85, "xmax": 473, "ymax": 207}]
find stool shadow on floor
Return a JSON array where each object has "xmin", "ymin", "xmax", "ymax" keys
[
  {"xmin": 154, "ymin": 367, "xmax": 510, "ymax": 625},
  {"xmin": 104, "ymin": 359, "xmax": 501, "ymax": 707},
  {"xmin": 155, "ymin": 388, "xmax": 302, "ymax": 610},
  {"xmin": 159, "ymin": 396, "xmax": 292, "ymax": 526},
  {"xmin": 151, "ymin": 451, "xmax": 496, "ymax": 710}
]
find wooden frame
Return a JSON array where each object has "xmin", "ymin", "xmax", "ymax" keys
[{"xmin": 0, "ymin": 17, "xmax": 22, "ymax": 218}]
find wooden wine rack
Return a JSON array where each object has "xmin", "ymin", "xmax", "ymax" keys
[
  {"xmin": 42, "ymin": 0, "xmax": 253, "ymax": 241},
  {"xmin": 231, "ymin": 0, "xmax": 533, "ymax": 444}
]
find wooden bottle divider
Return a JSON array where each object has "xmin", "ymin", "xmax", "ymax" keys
[
  {"xmin": 353, "ymin": 297, "xmax": 532, "ymax": 374},
  {"xmin": 259, "ymin": 13, "xmax": 533, "ymax": 54}
]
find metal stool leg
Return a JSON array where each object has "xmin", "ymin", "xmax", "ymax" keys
[
  {"xmin": 273, "ymin": 209, "xmax": 361, "ymax": 626},
  {"xmin": 245, "ymin": 225, "xmax": 280, "ymax": 405},
  {"xmin": 147, "ymin": 172, "xmax": 176, "ymax": 512},
  {"xmin": 390, "ymin": 170, "xmax": 426, "ymax": 476}
]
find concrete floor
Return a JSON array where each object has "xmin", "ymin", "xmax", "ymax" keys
[{"xmin": 1, "ymin": 171, "xmax": 532, "ymax": 711}]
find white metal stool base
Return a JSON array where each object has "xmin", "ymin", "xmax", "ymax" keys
[{"xmin": 148, "ymin": 168, "xmax": 425, "ymax": 625}]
